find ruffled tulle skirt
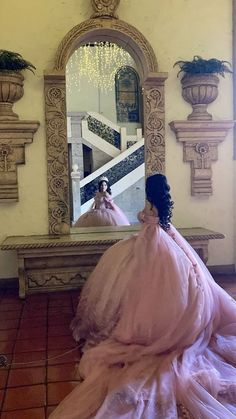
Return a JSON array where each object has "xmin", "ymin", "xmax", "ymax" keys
[
  {"xmin": 74, "ymin": 205, "xmax": 130, "ymax": 227},
  {"xmin": 50, "ymin": 224, "xmax": 236, "ymax": 418}
]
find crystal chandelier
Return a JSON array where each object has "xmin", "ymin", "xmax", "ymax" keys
[{"xmin": 66, "ymin": 42, "xmax": 133, "ymax": 93}]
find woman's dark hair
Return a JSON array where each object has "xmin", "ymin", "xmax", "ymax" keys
[
  {"xmin": 145, "ymin": 174, "xmax": 174, "ymax": 230},
  {"xmin": 98, "ymin": 179, "xmax": 111, "ymax": 195}
]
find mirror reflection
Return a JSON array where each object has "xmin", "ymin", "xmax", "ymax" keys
[
  {"xmin": 74, "ymin": 176, "xmax": 130, "ymax": 227},
  {"xmin": 66, "ymin": 42, "xmax": 145, "ymax": 228}
]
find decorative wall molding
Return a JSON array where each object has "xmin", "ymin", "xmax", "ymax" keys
[
  {"xmin": 169, "ymin": 120, "xmax": 234, "ymax": 196},
  {"xmin": 91, "ymin": 0, "xmax": 120, "ymax": 19},
  {"xmin": 54, "ymin": 19, "xmax": 158, "ymax": 76},
  {"xmin": 45, "ymin": 16, "xmax": 167, "ymax": 234},
  {"xmin": 0, "ymin": 120, "xmax": 39, "ymax": 201},
  {"xmin": 27, "ymin": 271, "xmax": 89, "ymax": 290},
  {"xmin": 110, "ymin": 20, "xmax": 158, "ymax": 77},
  {"xmin": 232, "ymin": 0, "xmax": 236, "ymax": 159},
  {"xmin": 44, "ymin": 73, "xmax": 70, "ymax": 234},
  {"xmin": 143, "ymin": 73, "xmax": 168, "ymax": 175}
]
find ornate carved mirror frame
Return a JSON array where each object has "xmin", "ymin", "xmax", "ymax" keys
[
  {"xmin": 233, "ymin": 0, "xmax": 236, "ymax": 159},
  {"xmin": 44, "ymin": 4, "xmax": 168, "ymax": 235}
]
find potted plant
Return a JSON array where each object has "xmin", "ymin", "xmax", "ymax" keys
[
  {"xmin": 174, "ymin": 56, "xmax": 232, "ymax": 120},
  {"xmin": 0, "ymin": 50, "xmax": 35, "ymax": 120}
]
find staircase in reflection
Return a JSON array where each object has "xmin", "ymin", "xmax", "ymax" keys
[{"xmin": 68, "ymin": 112, "xmax": 144, "ymax": 223}]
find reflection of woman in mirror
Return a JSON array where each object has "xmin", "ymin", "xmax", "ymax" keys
[
  {"xmin": 51, "ymin": 174, "xmax": 236, "ymax": 419},
  {"xmin": 74, "ymin": 176, "xmax": 130, "ymax": 227}
]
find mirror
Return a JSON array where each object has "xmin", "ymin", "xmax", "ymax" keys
[
  {"xmin": 66, "ymin": 42, "xmax": 145, "ymax": 229},
  {"xmin": 44, "ymin": 15, "xmax": 166, "ymax": 236}
]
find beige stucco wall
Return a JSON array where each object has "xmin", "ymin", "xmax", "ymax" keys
[{"xmin": 0, "ymin": 0, "xmax": 234, "ymax": 278}]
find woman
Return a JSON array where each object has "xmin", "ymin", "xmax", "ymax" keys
[
  {"xmin": 51, "ymin": 174, "xmax": 236, "ymax": 418},
  {"xmin": 74, "ymin": 176, "xmax": 130, "ymax": 227}
]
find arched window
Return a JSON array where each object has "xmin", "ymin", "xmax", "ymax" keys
[{"xmin": 115, "ymin": 66, "xmax": 140, "ymax": 123}]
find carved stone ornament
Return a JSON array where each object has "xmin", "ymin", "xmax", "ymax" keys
[
  {"xmin": 169, "ymin": 120, "xmax": 234, "ymax": 196},
  {"xmin": 0, "ymin": 70, "xmax": 40, "ymax": 202},
  {"xmin": 91, "ymin": 0, "xmax": 120, "ymax": 19},
  {"xmin": 54, "ymin": 19, "xmax": 158, "ymax": 73},
  {"xmin": 0, "ymin": 120, "xmax": 40, "ymax": 201},
  {"xmin": 27, "ymin": 271, "xmax": 89, "ymax": 292},
  {"xmin": 45, "ymin": 16, "xmax": 168, "ymax": 234},
  {"xmin": 143, "ymin": 74, "xmax": 168, "ymax": 175},
  {"xmin": 44, "ymin": 73, "xmax": 70, "ymax": 234}
]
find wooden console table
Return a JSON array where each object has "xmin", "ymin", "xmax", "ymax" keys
[{"xmin": 1, "ymin": 226, "xmax": 224, "ymax": 298}]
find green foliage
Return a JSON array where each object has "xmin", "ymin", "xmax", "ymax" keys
[
  {"xmin": 174, "ymin": 56, "xmax": 232, "ymax": 78},
  {"xmin": 0, "ymin": 50, "xmax": 35, "ymax": 73}
]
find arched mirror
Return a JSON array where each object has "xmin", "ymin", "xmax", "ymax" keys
[
  {"xmin": 66, "ymin": 43, "xmax": 145, "ymax": 227},
  {"xmin": 44, "ymin": 2, "xmax": 167, "ymax": 235}
]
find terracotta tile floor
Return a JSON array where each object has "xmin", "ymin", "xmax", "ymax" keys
[
  {"xmin": 0, "ymin": 276, "xmax": 235, "ymax": 419},
  {"xmin": 0, "ymin": 289, "xmax": 81, "ymax": 419}
]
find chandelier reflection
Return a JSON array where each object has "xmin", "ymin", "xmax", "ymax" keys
[{"xmin": 66, "ymin": 42, "xmax": 133, "ymax": 93}]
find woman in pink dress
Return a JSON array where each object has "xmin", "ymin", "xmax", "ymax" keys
[
  {"xmin": 51, "ymin": 174, "xmax": 236, "ymax": 418},
  {"xmin": 74, "ymin": 176, "xmax": 130, "ymax": 227}
]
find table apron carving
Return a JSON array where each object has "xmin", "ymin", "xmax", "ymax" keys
[{"xmin": 1, "ymin": 227, "xmax": 224, "ymax": 298}]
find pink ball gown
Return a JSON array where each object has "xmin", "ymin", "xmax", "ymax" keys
[
  {"xmin": 50, "ymin": 207, "xmax": 236, "ymax": 419},
  {"xmin": 74, "ymin": 192, "xmax": 130, "ymax": 227}
]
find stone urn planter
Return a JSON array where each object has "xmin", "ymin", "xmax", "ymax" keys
[
  {"xmin": 0, "ymin": 49, "xmax": 35, "ymax": 121},
  {"xmin": 174, "ymin": 56, "xmax": 232, "ymax": 121},
  {"xmin": 181, "ymin": 73, "xmax": 219, "ymax": 121},
  {"xmin": 0, "ymin": 72, "xmax": 24, "ymax": 120}
]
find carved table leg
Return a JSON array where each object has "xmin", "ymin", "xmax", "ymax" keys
[
  {"xmin": 190, "ymin": 240, "xmax": 209, "ymax": 264},
  {"xmin": 201, "ymin": 243, "xmax": 209, "ymax": 264},
  {"xmin": 18, "ymin": 255, "xmax": 26, "ymax": 299}
]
